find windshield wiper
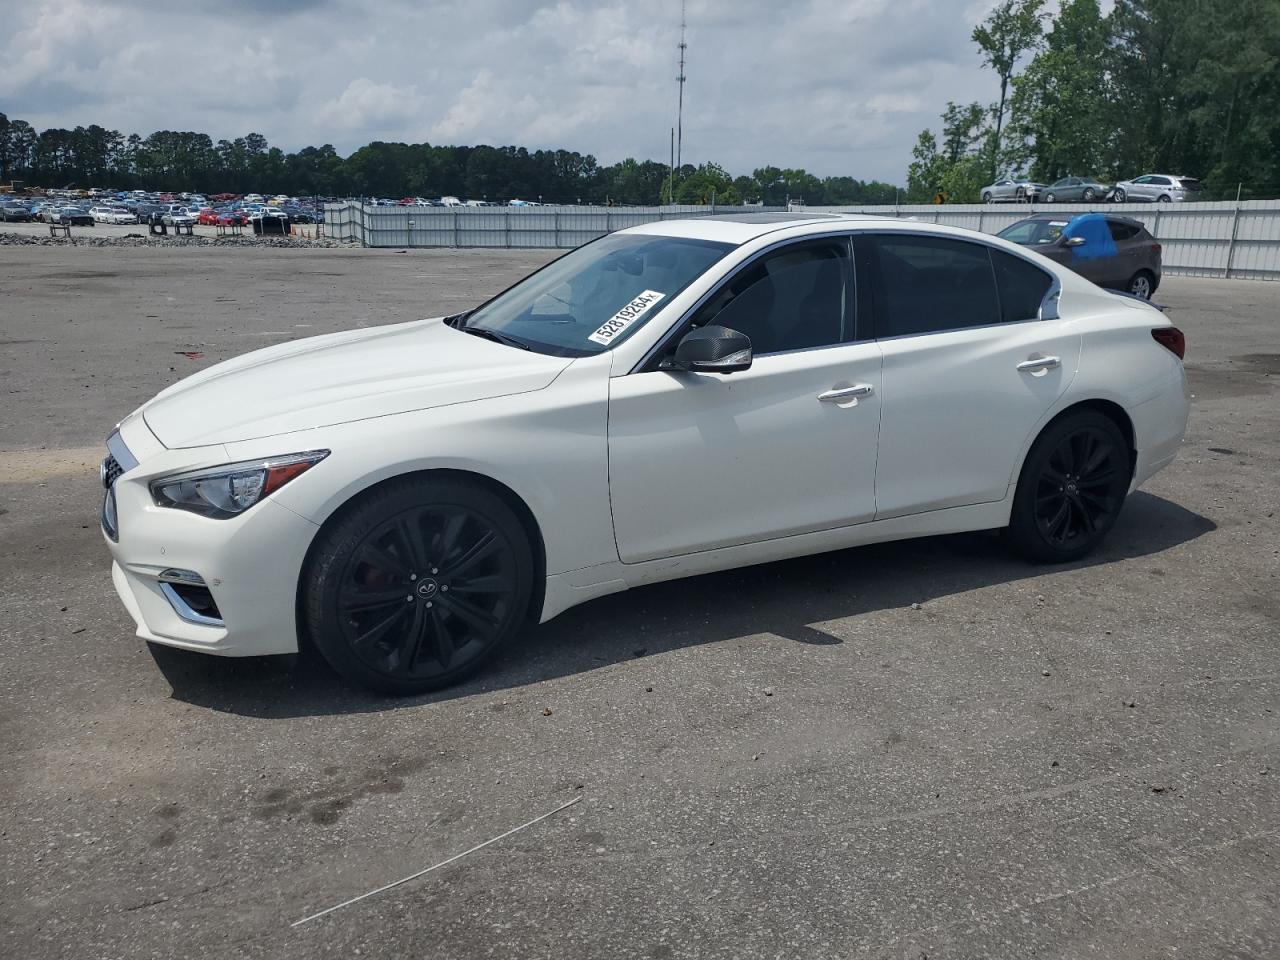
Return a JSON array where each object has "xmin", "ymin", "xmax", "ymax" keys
[{"xmin": 459, "ymin": 325, "xmax": 531, "ymax": 350}]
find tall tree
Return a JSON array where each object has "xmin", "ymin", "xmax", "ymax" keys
[
  {"xmin": 972, "ymin": 0, "xmax": 1047, "ymax": 178},
  {"xmin": 1008, "ymin": 0, "xmax": 1111, "ymax": 181}
]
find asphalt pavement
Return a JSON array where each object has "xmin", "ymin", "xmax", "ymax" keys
[{"xmin": 1, "ymin": 244, "xmax": 1276, "ymax": 959}]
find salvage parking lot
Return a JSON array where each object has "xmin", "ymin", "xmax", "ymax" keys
[{"xmin": 1, "ymin": 245, "xmax": 1277, "ymax": 959}]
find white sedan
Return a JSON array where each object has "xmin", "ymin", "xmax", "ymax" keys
[
  {"xmin": 90, "ymin": 206, "xmax": 138, "ymax": 224},
  {"xmin": 101, "ymin": 214, "xmax": 1189, "ymax": 693}
]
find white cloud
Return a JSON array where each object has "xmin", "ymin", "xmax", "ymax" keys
[{"xmin": 2, "ymin": 0, "xmax": 1009, "ymax": 182}]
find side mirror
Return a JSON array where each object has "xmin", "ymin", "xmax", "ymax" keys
[
  {"xmin": 1063, "ymin": 235, "xmax": 1087, "ymax": 247},
  {"xmin": 660, "ymin": 325, "xmax": 753, "ymax": 374}
]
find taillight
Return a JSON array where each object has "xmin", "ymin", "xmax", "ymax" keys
[
  {"xmin": 1152, "ymin": 242, "xmax": 1162, "ymax": 255},
  {"xmin": 1152, "ymin": 326, "xmax": 1185, "ymax": 359}
]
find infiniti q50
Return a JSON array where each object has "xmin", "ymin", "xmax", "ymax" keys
[{"xmin": 100, "ymin": 213, "xmax": 1189, "ymax": 693}]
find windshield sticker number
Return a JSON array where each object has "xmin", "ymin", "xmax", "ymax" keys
[{"xmin": 588, "ymin": 290, "xmax": 666, "ymax": 346}]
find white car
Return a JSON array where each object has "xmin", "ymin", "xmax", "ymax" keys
[
  {"xmin": 90, "ymin": 205, "xmax": 137, "ymax": 224},
  {"xmin": 100, "ymin": 213, "xmax": 1189, "ymax": 694},
  {"xmin": 1112, "ymin": 174, "xmax": 1204, "ymax": 203}
]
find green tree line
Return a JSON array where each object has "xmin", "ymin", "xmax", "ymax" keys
[
  {"xmin": 0, "ymin": 114, "xmax": 898, "ymax": 206},
  {"xmin": 908, "ymin": 0, "xmax": 1280, "ymax": 202}
]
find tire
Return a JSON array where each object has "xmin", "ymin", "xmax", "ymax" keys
[
  {"xmin": 1112, "ymin": 188, "xmax": 1126, "ymax": 203},
  {"xmin": 1158, "ymin": 194, "xmax": 1171, "ymax": 203},
  {"xmin": 1044, "ymin": 192, "xmax": 1056, "ymax": 203},
  {"xmin": 982, "ymin": 192, "xmax": 994, "ymax": 204},
  {"xmin": 302, "ymin": 476, "xmax": 534, "ymax": 695},
  {"xmin": 1083, "ymin": 188, "xmax": 1097, "ymax": 202},
  {"xmin": 1005, "ymin": 410, "xmax": 1132, "ymax": 563},
  {"xmin": 1127, "ymin": 270, "xmax": 1155, "ymax": 299}
]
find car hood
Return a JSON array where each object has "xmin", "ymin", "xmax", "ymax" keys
[{"xmin": 141, "ymin": 317, "xmax": 573, "ymax": 448}]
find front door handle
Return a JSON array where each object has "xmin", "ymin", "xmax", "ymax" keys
[
  {"xmin": 1017, "ymin": 355, "xmax": 1061, "ymax": 373},
  {"xmin": 818, "ymin": 383, "xmax": 874, "ymax": 402}
]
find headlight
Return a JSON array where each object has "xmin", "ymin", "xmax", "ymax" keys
[{"xmin": 150, "ymin": 450, "xmax": 328, "ymax": 519}]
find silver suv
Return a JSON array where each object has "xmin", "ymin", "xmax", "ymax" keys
[{"xmin": 1113, "ymin": 174, "xmax": 1203, "ymax": 203}]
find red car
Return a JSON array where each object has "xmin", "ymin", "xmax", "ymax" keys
[
  {"xmin": 216, "ymin": 211, "xmax": 249, "ymax": 226},
  {"xmin": 197, "ymin": 209, "xmax": 222, "ymax": 225}
]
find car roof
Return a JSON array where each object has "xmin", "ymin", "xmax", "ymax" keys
[{"xmin": 620, "ymin": 212, "xmax": 892, "ymax": 245}]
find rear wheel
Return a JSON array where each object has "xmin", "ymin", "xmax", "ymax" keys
[
  {"xmin": 1005, "ymin": 411, "xmax": 1132, "ymax": 563},
  {"xmin": 1128, "ymin": 270, "xmax": 1155, "ymax": 299},
  {"xmin": 1158, "ymin": 194, "xmax": 1172, "ymax": 203},
  {"xmin": 302, "ymin": 477, "xmax": 533, "ymax": 695},
  {"xmin": 1083, "ymin": 187, "xmax": 1097, "ymax": 202},
  {"xmin": 1044, "ymin": 192, "xmax": 1056, "ymax": 203}
]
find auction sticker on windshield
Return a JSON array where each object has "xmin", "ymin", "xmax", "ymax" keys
[{"xmin": 588, "ymin": 290, "xmax": 666, "ymax": 346}]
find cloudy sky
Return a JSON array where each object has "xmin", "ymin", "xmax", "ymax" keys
[{"xmin": 2, "ymin": 0, "xmax": 1009, "ymax": 184}]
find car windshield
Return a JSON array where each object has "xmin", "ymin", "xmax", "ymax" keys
[
  {"xmin": 461, "ymin": 233, "xmax": 733, "ymax": 357},
  {"xmin": 998, "ymin": 219, "xmax": 1069, "ymax": 245}
]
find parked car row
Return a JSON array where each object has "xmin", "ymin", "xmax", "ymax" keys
[
  {"xmin": 981, "ymin": 173, "xmax": 1204, "ymax": 204},
  {"xmin": 0, "ymin": 191, "xmax": 325, "ymax": 229}
]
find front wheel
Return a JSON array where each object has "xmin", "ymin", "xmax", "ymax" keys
[
  {"xmin": 1044, "ymin": 192, "xmax": 1056, "ymax": 203},
  {"xmin": 1005, "ymin": 411, "xmax": 1132, "ymax": 563},
  {"xmin": 1112, "ymin": 188, "xmax": 1127, "ymax": 203},
  {"xmin": 982, "ymin": 192, "xmax": 994, "ymax": 204},
  {"xmin": 302, "ymin": 477, "xmax": 533, "ymax": 695},
  {"xmin": 1083, "ymin": 188, "xmax": 1097, "ymax": 202}
]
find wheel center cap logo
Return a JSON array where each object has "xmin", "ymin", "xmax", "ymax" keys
[
  {"xmin": 1067, "ymin": 482, "xmax": 1078, "ymax": 493},
  {"xmin": 416, "ymin": 579, "xmax": 439, "ymax": 599}
]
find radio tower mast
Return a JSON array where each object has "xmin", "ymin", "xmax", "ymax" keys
[{"xmin": 676, "ymin": 0, "xmax": 687, "ymax": 172}]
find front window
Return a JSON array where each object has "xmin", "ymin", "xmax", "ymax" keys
[
  {"xmin": 998, "ymin": 219, "xmax": 1069, "ymax": 245},
  {"xmin": 461, "ymin": 233, "xmax": 733, "ymax": 357}
]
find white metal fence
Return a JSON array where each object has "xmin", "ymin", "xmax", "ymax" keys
[
  {"xmin": 799, "ymin": 200, "xmax": 1280, "ymax": 281},
  {"xmin": 324, "ymin": 199, "xmax": 1280, "ymax": 280},
  {"xmin": 323, "ymin": 203, "xmax": 786, "ymax": 250}
]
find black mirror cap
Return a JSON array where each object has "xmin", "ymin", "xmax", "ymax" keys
[{"xmin": 664, "ymin": 325, "xmax": 753, "ymax": 374}]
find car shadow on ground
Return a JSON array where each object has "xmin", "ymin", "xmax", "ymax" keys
[{"xmin": 149, "ymin": 491, "xmax": 1215, "ymax": 718}]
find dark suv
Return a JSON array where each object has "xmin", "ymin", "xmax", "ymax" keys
[{"xmin": 997, "ymin": 214, "xmax": 1162, "ymax": 299}]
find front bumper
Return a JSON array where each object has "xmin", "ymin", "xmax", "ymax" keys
[{"xmin": 102, "ymin": 425, "xmax": 320, "ymax": 657}]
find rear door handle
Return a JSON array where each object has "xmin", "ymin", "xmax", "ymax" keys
[
  {"xmin": 818, "ymin": 383, "xmax": 874, "ymax": 402},
  {"xmin": 1017, "ymin": 355, "xmax": 1061, "ymax": 372}
]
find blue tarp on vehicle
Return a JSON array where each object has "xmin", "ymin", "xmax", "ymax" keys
[{"xmin": 1062, "ymin": 213, "xmax": 1117, "ymax": 260}]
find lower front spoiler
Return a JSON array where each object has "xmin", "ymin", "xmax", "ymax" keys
[{"xmin": 111, "ymin": 560, "xmax": 298, "ymax": 657}]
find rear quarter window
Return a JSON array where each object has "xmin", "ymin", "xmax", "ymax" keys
[{"xmin": 990, "ymin": 249, "xmax": 1053, "ymax": 323}]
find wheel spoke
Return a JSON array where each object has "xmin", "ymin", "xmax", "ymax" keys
[
  {"xmin": 435, "ymin": 512, "xmax": 468, "ymax": 566},
  {"xmin": 1045, "ymin": 500, "xmax": 1071, "ymax": 540},
  {"xmin": 1079, "ymin": 468, "xmax": 1118, "ymax": 487},
  {"xmin": 357, "ymin": 541, "xmax": 412, "ymax": 579},
  {"xmin": 396, "ymin": 515, "xmax": 430, "ymax": 571},
  {"xmin": 341, "ymin": 584, "xmax": 408, "ymax": 614},
  {"xmin": 449, "ymin": 573, "xmax": 511, "ymax": 596},
  {"xmin": 430, "ymin": 606, "xmax": 455, "ymax": 668},
  {"xmin": 1072, "ymin": 497, "xmax": 1096, "ymax": 534},
  {"xmin": 438, "ymin": 592, "xmax": 498, "ymax": 633},
  {"xmin": 396, "ymin": 601, "xmax": 428, "ymax": 672},
  {"xmin": 354, "ymin": 605, "xmax": 409, "ymax": 648},
  {"xmin": 1081, "ymin": 441, "xmax": 1114, "ymax": 478},
  {"xmin": 445, "ymin": 530, "xmax": 500, "ymax": 579}
]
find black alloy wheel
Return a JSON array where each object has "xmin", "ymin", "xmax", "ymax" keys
[
  {"xmin": 1006, "ymin": 411, "xmax": 1132, "ymax": 562},
  {"xmin": 304, "ymin": 478, "xmax": 532, "ymax": 694}
]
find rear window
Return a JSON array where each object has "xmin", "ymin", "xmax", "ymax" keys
[
  {"xmin": 1178, "ymin": 179, "xmax": 1202, "ymax": 191},
  {"xmin": 1108, "ymin": 221, "xmax": 1142, "ymax": 241}
]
